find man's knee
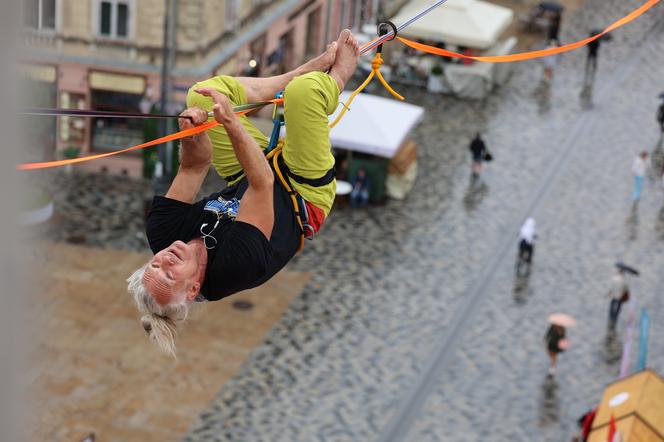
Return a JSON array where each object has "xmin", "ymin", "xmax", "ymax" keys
[{"xmin": 285, "ymin": 72, "xmax": 338, "ymax": 115}]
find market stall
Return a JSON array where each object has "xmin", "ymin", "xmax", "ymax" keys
[
  {"xmin": 328, "ymin": 91, "xmax": 424, "ymax": 202},
  {"xmin": 390, "ymin": 0, "xmax": 516, "ymax": 98}
]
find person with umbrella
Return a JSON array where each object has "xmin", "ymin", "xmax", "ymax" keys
[
  {"xmin": 545, "ymin": 313, "xmax": 575, "ymax": 377},
  {"xmin": 537, "ymin": 2, "xmax": 564, "ymax": 41},
  {"xmin": 606, "ymin": 263, "xmax": 638, "ymax": 329}
]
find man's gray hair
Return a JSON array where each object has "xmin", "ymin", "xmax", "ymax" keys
[{"xmin": 127, "ymin": 263, "xmax": 190, "ymax": 358}]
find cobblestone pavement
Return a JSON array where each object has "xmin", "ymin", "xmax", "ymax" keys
[
  {"xmin": 31, "ymin": 0, "xmax": 664, "ymax": 440},
  {"xmin": 181, "ymin": 0, "xmax": 664, "ymax": 440}
]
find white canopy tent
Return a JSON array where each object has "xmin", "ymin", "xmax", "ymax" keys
[
  {"xmin": 391, "ymin": 0, "xmax": 514, "ymax": 50},
  {"xmin": 328, "ymin": 92, "xmax": 424, "ymax": 158}
]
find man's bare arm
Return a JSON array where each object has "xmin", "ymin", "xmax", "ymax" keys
[
  {"xmin": 237, "ymin": 43, "xmax": 336, "ymax": 102},
  {"xmin": 195, "ymin": 87, "xmax": 275, "ymax": 239},
  {"xmin": 237, "ymin": 71, "xmax": 302, "ymax": 103},
  {"xmin": 164, "ymin": 108, "xmax": 212, "ymax": 204}
]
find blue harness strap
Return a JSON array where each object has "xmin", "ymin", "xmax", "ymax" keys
[{"xmin": 265, "ymin": 91, "xmax": 284, "ymax": 155}]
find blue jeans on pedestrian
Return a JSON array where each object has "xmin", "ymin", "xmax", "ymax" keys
[
  {"xmin": 632, "ymin": 176, "xmax": 644, "ymax": 200},
  {"xmin": 609, "ymin": 298, "xmax": 622, "ymax": 325},
  {"xmin": 350, "ymin": 188, "xmax": 369, "ymax": 208}
]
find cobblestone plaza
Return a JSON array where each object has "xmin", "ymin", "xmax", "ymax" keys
[{"xmin": 36, "ymin": 0, "xmax": 664, "ymax": 440}]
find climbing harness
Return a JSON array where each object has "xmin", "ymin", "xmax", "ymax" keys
[
  {"xmin": 267, "ymin": 146, "xmax": 317, "ymax": 254},
  {"xmin": 263, "ymin": 97, "xmax": 332, "ymax": 252},
  {"xmin": 219, "ymin": 95, "xmax": 327, "ymax": 253},
  {"xmin": 262, "ymin": 96, "xmax": 329, "ymax": 253}
]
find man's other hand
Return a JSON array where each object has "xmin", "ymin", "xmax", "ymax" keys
[
  {"xmin": 194, "ymin": 88, "xmax": 236, "ymax": 126},
  {"xmin": 178, "ymin": 106, "xmax": 208, "ymax": 132}
]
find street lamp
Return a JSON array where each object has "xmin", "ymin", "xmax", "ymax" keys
[{"xmin": 155, "ymin": 0, "xmax": 176, "ymax": 195}]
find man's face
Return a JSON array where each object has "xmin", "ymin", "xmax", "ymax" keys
[{"xmin": 142, "ymin": 240, "xmax": 201, "ymax": 305}]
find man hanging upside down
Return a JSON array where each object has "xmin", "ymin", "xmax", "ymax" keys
[{"xmin": 127, "ymin": 30, "xmax": 360, "ymax": 356}]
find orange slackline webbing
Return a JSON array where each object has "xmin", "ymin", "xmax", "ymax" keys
[
  {"xmin": 17, "ymin": 99, "xmax": 283, "ymax": 170},
  {"xmin": 18, "ymin": 121, "xmax": 218, "ymax": 171},
  {"xmin": 397, "ymin": 0, "xmax": 660, "ymax": 63},
  {"xmin": 17, "ymin": 0, "xmax": 661, "ymax": 170}
]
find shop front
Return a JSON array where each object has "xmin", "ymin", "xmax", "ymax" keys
[{"xmin": 88, "ymin": 71, "xmax": 146, "ymax": 155}]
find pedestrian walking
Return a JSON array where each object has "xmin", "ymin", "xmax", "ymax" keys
[
  {"xmin": 545, "ymin": 313, "xmax": 575, "ymax": 377},
  {"xmin": 607, "ymin": 268, "xmax": 629, "ymax": 329},
  {"xmin": 583, "ymin": 31, "xmax": 612, "ymax": 83},
  {"xmin": 517, "ymin": 217, "xmax": 536, "ymax": 274},
  {"xmin": 584, "ymin": 33, "xmax": 601, "ymax": 81},
  {"xmin": 548, "ymin": 11, "xmax": 562, "ymax": 42},
  {"xmin": 571, "ymin": 408, "xmax": 597, "ymax": 442},
  {"xmin": 631, "ymin": 150, "xmax": 650, "ymax": 201},
  {"xmin": 542, "ymin": 40, "xmax": 560, "ymax": 81},
  {"xmin": 469, "ymin": 133, "xmax": 490, "ymax": 177}
]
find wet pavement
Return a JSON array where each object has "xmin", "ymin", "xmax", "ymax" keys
[{"xmin": 31, "ymin": 0, "xmax": 664, "ymax": 440}]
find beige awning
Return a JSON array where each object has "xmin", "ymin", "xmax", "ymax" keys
[
  {"xmin": 391, "ymin": 0, "xmax": 514, "ymax": 50},
  {"xmin": 89, "ymin": 71, "xmax": 146, "ymax": 94}
]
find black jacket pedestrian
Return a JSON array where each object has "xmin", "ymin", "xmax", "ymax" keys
[
  {"xmin": 587, "ymin": 39, "xmax": 600, "ymax": 59},
  {"xmin": 469, "ymin": 136, "xmax": 487, "ymax": 161}
]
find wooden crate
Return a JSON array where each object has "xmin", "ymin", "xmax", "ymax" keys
[
  {"xmin": 388, "ymin": 139, "xmax": 417, "ymax": 175},
  {"xmin": 588, "ymin": 369, "xmax": 664, "ymax": 442}
]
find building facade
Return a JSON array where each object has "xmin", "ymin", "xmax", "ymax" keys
[{"xmin": 21, "ymin": 0, "xmax": 405, "ymax": 176}]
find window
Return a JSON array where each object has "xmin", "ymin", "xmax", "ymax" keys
[
  {"xmin": 90, "ymin": 89, "xmax": 144, "ymax": 153},
  {"xmin": 23, "ymin": 0, "xmax": 57, "ymax": 31},
  {"xmin": 88, "ymin": 71, "xmax": 146, "ymax": 153},
  {"xmin": 305, "ymin": 8, "xmax": 321, "ymax": 57},
  {"xmin": 96, "ymin": 0, "xmax": 132, "ymax": 39}
]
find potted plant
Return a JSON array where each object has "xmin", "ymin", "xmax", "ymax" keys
[{"xmin": 427, "ymin": 64, "xmax": 446, "ymax": 93}]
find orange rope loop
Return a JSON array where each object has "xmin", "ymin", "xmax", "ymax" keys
[
  {"xmin": 371, "ymin": 53, "xmax": 384, "ymax": 71},
  {"xmin": 329, "ymin": 52, "xmax": 404, "ymax": 129}
]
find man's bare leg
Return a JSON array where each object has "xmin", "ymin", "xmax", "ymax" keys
[
  {"xmin": 280, "ymin": 30, "xmax": 361, "ymax": 216},
  {"xmin": 328, "ymin": 29, "xmax": 360, "ymax": 91},
  {"xmin": 237, "ymin": 42, "xmax": 338, "ymax": 103}
]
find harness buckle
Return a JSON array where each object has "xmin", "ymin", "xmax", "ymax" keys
[
  {"xmin": 303, "ymin": 223, "xmax": 316, "ymax": 240},
  {"xmin": 297, "ymin": 195, "xmax": 315, "ymax": 240}
]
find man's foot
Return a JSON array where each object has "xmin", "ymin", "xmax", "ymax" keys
[
  {"xmin": 298, "ymin": 41, "xmax": 337, "ymax": 74},
  {"xmin": 329, "ymin": 29, "xmax": 360, "ymax": 91}
]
